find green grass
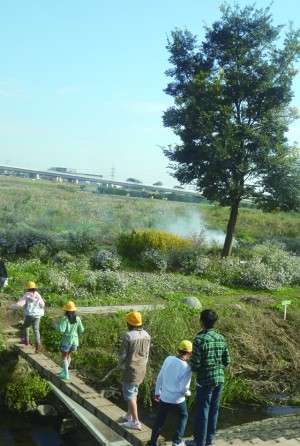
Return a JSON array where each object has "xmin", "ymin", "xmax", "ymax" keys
[
  {"xmin": 0, "ymin": 176, "xmax": 299, "ymax": 248},
  {"xmin": 1, "ymin": 175, "xmax": 300, "ymax": 410}
]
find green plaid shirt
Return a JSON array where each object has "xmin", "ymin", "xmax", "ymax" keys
[{"xmin": 190, "ymin": 329, "xmax": 230, "ymax": 386}]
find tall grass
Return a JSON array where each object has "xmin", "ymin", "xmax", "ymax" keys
[{"xmin": 1, "ymin": 177, "xmax": 299, "ymax": 250}]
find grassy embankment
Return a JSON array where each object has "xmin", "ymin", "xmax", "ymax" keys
[{"xmin": 0, "ymin": 175, "xmax": 299, "ymax": 411}]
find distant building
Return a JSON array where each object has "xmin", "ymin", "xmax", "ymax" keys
[{"xmin": 49, "ymin": 167, "xmax": 77, "ymax": 174}]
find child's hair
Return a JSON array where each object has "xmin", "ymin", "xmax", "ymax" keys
[
  {"xmin": 178, "ymin": 349, "xmax": 190, "ymax": 356},
  {"xmin": 65, "ymin": 311, "xmax": 77, "ymax": 324},
  {"xmin": 200, "ymin": 309, "xmax": 218, "ymax": 328}
]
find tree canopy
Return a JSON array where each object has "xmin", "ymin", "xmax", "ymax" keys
[{"xmin": 163, "ymin": 3, "xmax": 300, "ymax": 256}]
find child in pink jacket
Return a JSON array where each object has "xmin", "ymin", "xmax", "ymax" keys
[{"xmin": 10, "ymin": 281, "xmax": 45, "ymax": 353}]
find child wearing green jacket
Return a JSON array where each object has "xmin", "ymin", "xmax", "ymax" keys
[{"xmin": 53, "ymin": 300, "xmax": 84, "ymax": 380}]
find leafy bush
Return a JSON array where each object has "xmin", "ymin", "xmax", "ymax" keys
[
  {"xmin": 167, "ymin": 247, "xmax": 210, "ymax": 275},
  {"xmin": 5, "ymin": 370, "xmax": 50, "ymax": 411},
  {"xmin": 140, "ymin": 249, "xmax": 167, "ymax": 272},
  {"xmin": 29, "ymin": 244, "xmax": 51, "ymax": 262},
  {"xmin": 207, "ymin": 242, "xmax": 300, "ymax": 290},
  {"xmin": 0, "ymin": 229, "xmax": 58, "ymax": 255},
  {"xmin": 238, "ymin": 259, "xmax": 281, "ymax": 290},
  {"xmin": 64, "ymin": 229, "xmax": 99, "ymax": 254},
  {"xmin": 52, "ymin": 250, "xmax": 75, "ymax": 265},
  {"xmin": 213, "ymin": 257, "xmax": 244, "ymax": 286},
  {"xmin": 85, "ymin": 271, "xmax": 128, "ymax": 295},
  {"xmin": 117, "ymin": 229, "xmax": 191, "ymax": 260},
  {"xmin": 90, "ymin": 249, "xmax": 121, "ymax": 271},
  {"xmin": 40, "ymin": 315, "xmax": 62, "ymax": 352},
  {"xmin": 251, "ymin": 241, "xmax": 300, "ymax": 285},
  {"xmin": 47, "ymin": 269, "xmax": 74, "ymax": 293}
]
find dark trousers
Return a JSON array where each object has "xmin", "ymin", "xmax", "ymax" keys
[
  {"xmin": 194, "ymin": 384, "xmax": 223, "ymax": 446},
  {"xmin": 150, "ymin": 399, "xmax": 188, "ymax": 445}
]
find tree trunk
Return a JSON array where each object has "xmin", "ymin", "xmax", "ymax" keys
[{"xmin": 221, "ymin": 199, "xmax": 240, "ymax": 257}]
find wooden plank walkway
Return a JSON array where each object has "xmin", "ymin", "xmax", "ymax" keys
[
  {"xmin": 76, "ymin": 304, "xmax": 164, "ymax": 314},
  {"xmin": 11, "ymin": 342, "xmax": 300, "ymax": 446},
  {"xmin": 14, "ymin": 342, "xmax": 159, "ymax": 446}
]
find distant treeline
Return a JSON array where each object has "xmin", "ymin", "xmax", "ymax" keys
[
  {"xmin": 94, "ymin": 185, "xmax": 205, "ymax": 203},
  {"xmin": 93, "ymin": 185, "xmax": 256, "ymax": 207}
]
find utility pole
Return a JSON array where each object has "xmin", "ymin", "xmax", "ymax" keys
[{"xmin": 111, "ymin": 165, "xmax": 115, "ymax": 181}]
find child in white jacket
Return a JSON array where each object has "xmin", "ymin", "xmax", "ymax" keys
[
  {"xmin": 10, "ymin": 281, "xmax": 45, "ymax": 353},
  {"xmin": 149, "ymin": 340, "xmax": 193, "ymax": 446}
]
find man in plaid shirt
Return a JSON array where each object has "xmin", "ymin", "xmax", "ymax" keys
[{"xmin": 185, "ymin": 309, "xmax": 230, "ymax": 446}]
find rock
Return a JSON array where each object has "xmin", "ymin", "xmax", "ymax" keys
[
  {"xmin": 180, "ymin": 296, "xmax": 202, "ymax": 309},
  {"xmin": 36, "ymin": 404, "xmax": 58, "ymax": 416},
  {"xmin": 60, "ymin": 417, "xmax": 77, "ymax": 435},
  {"xmin": 230, "ymin": 304, "xmax": 244, "ymax": 311},
  {"xmin": 241, "ymin": 297, "xmax": 261, "ymax": 306}
]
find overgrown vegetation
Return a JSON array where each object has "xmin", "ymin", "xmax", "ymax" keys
[{"xmin": 0, "ymin": 176, "xmax": 299, "ymax": 412}]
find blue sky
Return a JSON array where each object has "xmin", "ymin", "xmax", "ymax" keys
[{"xmin": 1, "ymin": 0, "xmax": 300, "ymax": 188}]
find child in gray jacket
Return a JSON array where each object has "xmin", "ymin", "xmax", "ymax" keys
[{"xmin": 10, "ymin": 281, "xmax": 45, "ymax": 353}]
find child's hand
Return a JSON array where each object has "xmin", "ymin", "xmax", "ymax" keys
[{"xmin": 154, "ymin": 395, "xmax": 160, "ymax": 402}]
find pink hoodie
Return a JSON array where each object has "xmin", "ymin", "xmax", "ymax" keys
[{"xmin": 11, "ymin": 291, "xmax": 45, "ymax": 317}]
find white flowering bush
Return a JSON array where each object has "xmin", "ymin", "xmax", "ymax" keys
[
  {"xmin": 210, "ymin": 242, "xmax": 300, "ymax": 290},
  {"xmin": 238, "ymin": 259, "xmax": 281, "ymax": 290},
  {"xmin": 214, "ymin": 257, "xmax": 244, "ymax": 285},
  {"xmin": 193, "ymin": 256, "xmax": 211, "ymax": 276},
  {"xmin": 47, "ymin": 269, "xmax": 74, "ymax": 293},
  {"xmin": 85, "ymin": 271, "xmax": 128, "ymax": 295},
  {"xmin": 90, "ymin": 249, "xmax": 121, "ymax": 271},
  {"xmin": 121, "ymin": 271, "xmax": 223, "ymax": 299},
  {"xmin": 140, "ymin": 249, "xmax": 167, "ymax": 272},
  {"xmin": 251, "ymin": 241, "xmax": 300, "ymax": 286},
  {"xmin": 62, "ymin": 257, "xmax": 91, "ymax": 285}
]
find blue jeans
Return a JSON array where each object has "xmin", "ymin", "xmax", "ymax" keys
[
  {"xmin": 150, "ymin": 399, "xmax": 188, "ymax": 445},
  {"xmin": 194, "ymin": 384, "xmax": 223, "ymax": 446}
]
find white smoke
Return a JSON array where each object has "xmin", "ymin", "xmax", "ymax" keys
[{"xmin": 155, "ymin": 209, "xmax": 226, "ymax": 246}]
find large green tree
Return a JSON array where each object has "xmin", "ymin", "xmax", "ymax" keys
[{"xmin": 163, "ymin": 3, "xmax": 300, "ymax": 256}]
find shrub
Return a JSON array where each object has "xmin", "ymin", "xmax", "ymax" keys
[
  {"xmin": 90, "ymin": 249, "xmax": 121, "ymax": 271},
  {"xmin": 52, "ymin": 250, "xmax": 75, "ymax": 265},
  {"xmin": 215, "ymin": 257, "xmax": 244, "ymax": 286},
  {"xmin": 0, "ymin": 229, "xmax": 58, "ymax": 255},
  {"xmin": 251, "ymin": 241, "xmax": 300, "ymax": 285},
  {"xmin": 140, "ymin": 249, "xmax": 167, "ymax": 272},
  {"xmin": 47, "ymin": 269, "xmax": 74, "ymax": 293},
  {"xmin": 117, "ymin": 229, "xmax": 191, "ymax": 260},
  {"xmin": 207, "ymin": 242, "xmax": 300, "ymax": 290},
  {"xmin": 85, "ymin": 271, "xmax": 128, "ymax": 295},
  {"xmin": 5, "ymin": 370, "xmax": 50, "ymax": 411},
  {"xmin": 29, "ymin": 244, "xmax": 51, "ymax": 262},
  {"xmin": 238, "ymin": 259, "xmax": 281, "ymax": 290},
  {"xmin": 64, "ymin": 229, "xmax": 99, "ymax": 254},
  {"xmin": 167, "ymin": 247, "xmax": 210, "ymax": 275}
]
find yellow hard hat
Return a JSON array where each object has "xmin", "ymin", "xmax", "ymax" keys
[
  {"xmin": 63, "ymin": 301, "xmax": 77, "ymax": 311},
  {"xmin": 178, "ymin": 340, "xmax": 193, "ymax": 352},
  {"xmin": 26, "ymin": 281, "xmax": 36, "ymax": 290},
  {"xmin": 125, "ymin": 311, "xmax": 142, "ymax": 326}
]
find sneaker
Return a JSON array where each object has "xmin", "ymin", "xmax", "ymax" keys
[
  {"xmin": 35, "ymin": 343, "xmax": 41, "ymax": 354},
  {"xmin": 57, "ymin": 370, "xmax": 64, "ymax": 377},
  {"xmin": 21, "ymin": 338, "xmax": 29, "ymax": 346},
  {"xmin": 123, "ymin": 420, "xmax": 141, "ymax": 430},
  {"xmin": 60, "ymin": 372, "xmax": 70, "ymax": 380},
  {"xmin": 121, "ymin": 413, "xmax": 133, "ymax": 422},
  {"xmin": 185, "ymin": 441, "xmax": 198, "ymax": 446}
]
